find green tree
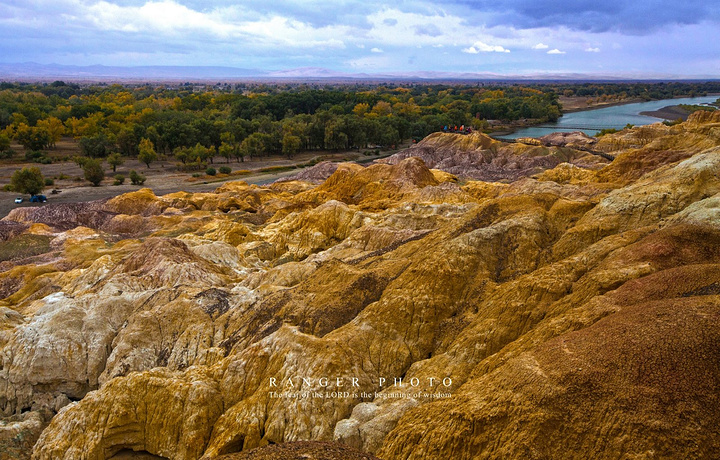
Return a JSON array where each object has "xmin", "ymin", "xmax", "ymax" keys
[
  {"xmin": 72, "ymin": 155, "xmax": 89, "ymax": 168},
  {"xmin": 16, "ymin": 124, "xmax": 51, "ymax": 151},
  {"xmin": 282, "ymin": 133, "xmax": 302, "ymax": 158},
  {"xmin": 240, "ymin": 133, "xmax": 265, "ymax": 160},
  {"xmin": 36, "ymin": 117, "xmax": 64, "ymax": 148},
  {"xmin": 138, "ymin": 138, "xmax": 157, "ymax": 168},
  {"xmin": 192, "ymin": 143, "xmax": 214, "ymax": 164},
  {"xmin": 173, "ymin": 146, "xmax": 191, "ymax": 164},
  {"xmin": 218, "ymin": 141, "xmax": 235, "ymax": 163},
  {"xmin": 83, "ymin": 159, "xmax": 105, "ymax": 186},
  {"xmin": 10, "ymin": 167, "xmax": 45, "ymax": 196},
  {"xmin": 0, "ymin": 133, "xmax": 10, "ymax": 152},
  {"xmin": 107, "ymin": 152, "xmax": 124, "ymax": 172},
  {"xmin": 79, "ymin": 133, "xmax": 110, "ymax": 158},
  {"xmin": 324, "ymin": 120, "xmax": 348, "ymax": 150},
  {"xmin": 116, "ymin": 125, "xmax": 139, "ymax": 156}
]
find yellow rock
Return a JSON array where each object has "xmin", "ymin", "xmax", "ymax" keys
[{"xmin": 0, "ymin": 117, "xmax": 718, "ymax": 459}]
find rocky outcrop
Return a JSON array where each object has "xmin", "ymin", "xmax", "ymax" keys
[
  {"xmin": 378, "ymin": 131, "xmax": 608, "ymax": 181},
  {"xmin": 0, "ymin": 119, "xmax": 718, "ymax": 459},
  {"xmin": 539, "ymin": 130, "xmax": 598, "ymax": 148},
  {"xmin": 275, "ymin": 161, "xmax": 340, "ymax": 184}
]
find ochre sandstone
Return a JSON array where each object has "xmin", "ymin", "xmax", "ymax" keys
[{"xmin": 0, "ymin": 113, "xmax": 719, "ymax": 459}]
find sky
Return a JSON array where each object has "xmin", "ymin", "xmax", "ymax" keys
[{"xmin": 1, "ymin": 0, "xmax": 719, "ymax": 77}]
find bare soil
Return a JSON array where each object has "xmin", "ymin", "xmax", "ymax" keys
[
  {"xmin": 559, "ymin": 95, "xmax": 643, "ymax": 113},
  {"xmin": 640, "ymin": 105, "xmax": 692, "ymax": 120},
  {"xmin": 217, "ymin": 441, "xmax": 381, "ymax": 460},
  {"xmin": 0, "ymin": 138, "xmax": 404, "ymax": 219}
]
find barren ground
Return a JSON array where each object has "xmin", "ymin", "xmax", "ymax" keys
[
  {"xmin": 558, "ymin": 95, "xmax": 642, "ymax": 112},
  {"xmin": 0, "ymin": 138, "xmax": 401, "ymax": 218}
]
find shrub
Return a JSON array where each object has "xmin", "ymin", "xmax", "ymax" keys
[
  {"xmin": 129, "ymin": 170, "xmax": 146, "ymax": 185},
  {"xmin": 219, "ymin": 166, "xmax": 231, "ymax": 174},
  {"xmin": 596, "ymin": 128, "xmax": 619, "ymax": 137},
  {"xmin": 44, "ymin": 178, "xmax": 54, "ymax": 186},
  {"xmin": 205, "ymin": 167, "xmax": 216, "ymax": 176},
  {"xmin": 25, "ymin": 150, "xmax": 50, "ymax": 163},
  {"xmin": 83, "ymin": 159, "xmax": 105, "ymax": 186},
  {"xmin": 177, "ymin": 160, "xmax": 207, "ymax": 172},
  {"xmin": 192, "ymin": 173, "xmax": 201, "ymax": 178},
  {"xmin": 113, "ymin": 174, "xmax": 125, "ymax": 186}
]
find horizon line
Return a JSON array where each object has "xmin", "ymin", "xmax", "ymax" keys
[{"xmin": 0, "ymin": 62, "xmax": 719, "ymax": 83}]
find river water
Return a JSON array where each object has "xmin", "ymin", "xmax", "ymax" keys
[{"xmin": 500, "ymin": 95, "xmax": 719, "ymax": 139}]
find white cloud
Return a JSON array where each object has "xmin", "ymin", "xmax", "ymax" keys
[
  {"xmin": 547, "ymin": 48, "xmax": 566, "ymax": 54},
  {"xmin": 238, "ymin": 16, "xmax": 348, "ymax": 48},
  {"xmin": 585, "ymin": 47, "xmax": 601, "ymax": 52},
  {"xmin": 462, "ymin": 41, "xmax": 510, "ymax": 54},
  {"xmin": 80, "ymin": 1, "xmax": 349, "ymax": 48},
  {"xmin": 532, "ymin": 43, "xmax": 549, "ymax": 49},
  {"xmin": 371, "ymin": 47, "xmax": 383, "ymax": 53},
  {"xmin": 364, "ymin": 8, "xmax": 511, "ymax": 49},
  {"xmin": 85, "ymin": 1, "xmax": 229, "ymax": 34}
]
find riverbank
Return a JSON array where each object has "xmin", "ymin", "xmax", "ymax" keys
[
  {"xmin": 641, "ymin": 101, "xmax": 719, "ymax": 121},
  {"xmin": 559, "ymin": 96, "xmax": 645, "ymax": 113},
  {"xmin": 488, "ymin": 97, "xmax": 646, "ymax": 137},
  {"xmin": 493, "ymin": 94, "xmax": 720, "ymax": 140},
  {"xmin": 558, "ymin": 93, "xmax": 720, "ymax": 114},
  {"xmin": 640, "ymin": 105, "xmax": 692, "ymax": 121}
]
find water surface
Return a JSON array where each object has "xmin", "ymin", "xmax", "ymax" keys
[{"xmin": 501, "ymin": 95, "xmax": 718, "ymax": 139}]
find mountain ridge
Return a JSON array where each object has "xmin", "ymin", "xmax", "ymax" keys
[{"xmin": 0, "ymin": 62, "xmax": 710, "ymax": 82}]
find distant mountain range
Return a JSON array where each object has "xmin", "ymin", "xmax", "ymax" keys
[
  {"xmin": 0, "ymin": 62, "xmax": 265, "ymax": 80},
  {"xmin": 0, "ymin": 62, "xmax": 712, "ymax": 82}
]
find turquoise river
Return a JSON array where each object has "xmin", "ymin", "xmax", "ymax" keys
[{"xmin": 501, "ymin": 95, "xmax": 719, "ymax": 139}]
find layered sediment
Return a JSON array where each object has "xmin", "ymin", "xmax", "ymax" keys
[{"xmin": 1, "ymin": 112, "xmax": 719, "ymax": 459}]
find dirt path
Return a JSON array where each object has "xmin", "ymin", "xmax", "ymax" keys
[
  {"xmin": 0, "ymin": 168, "xmax": 301, "ymax": 219},
  {"xmin": 0, "ymin": 140, "xmax": 406, "ymax": 219}
]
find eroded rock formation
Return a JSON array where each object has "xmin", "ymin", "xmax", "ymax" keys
[{"xmin": 0, "ymin": 113, "xmax": 719, "ymax": 459}]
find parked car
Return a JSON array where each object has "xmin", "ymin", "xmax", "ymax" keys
[
  {"xmin": 29, "ymin": 195, "xmax": 47, "ymax": 203},
  {"xmin": 14, "ymin": 197, "xmax": 22, "ymax": 204}
]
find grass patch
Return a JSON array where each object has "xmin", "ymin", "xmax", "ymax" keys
[
  {"xmin": 259, "ymin": 165, "xmax": 297, "ymax": 173},
  {"xmin": 0, "ymin": 234, "xmax": 52, "ymax": 262},
  {"xmin": 679, "ymin": 104, "xmax": 717, "ymax": 112}
]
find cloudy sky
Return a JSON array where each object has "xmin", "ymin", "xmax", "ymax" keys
[{"xmin": 1, "ymin": 0, "xmax": 719, "ymax": 77}]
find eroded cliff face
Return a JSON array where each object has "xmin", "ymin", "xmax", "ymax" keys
[{"xmin": 1, "ymin": 113, "xmax": 719, "ymax": 459}]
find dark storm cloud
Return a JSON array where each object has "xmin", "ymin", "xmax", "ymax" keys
[{"xmin": 453, "ymin": 0, "xmax": 717, "ymax": 33}]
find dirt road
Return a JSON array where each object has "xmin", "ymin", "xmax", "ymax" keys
[{"xmin": 0, "ymin": 168, "xmax": 299, "ymax": 219}]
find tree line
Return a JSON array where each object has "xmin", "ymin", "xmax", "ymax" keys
[
  {"xmin": 0, "ymin": 81, "xmax": 564, "ymax": 167},
  {"xmin": 0, "ymin": 80, "xmax": 717, "ymax": 169}
]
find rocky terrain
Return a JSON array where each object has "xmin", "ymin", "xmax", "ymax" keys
[{"xmin": 1, "ymin": 112, "xmax": 720, "ymax": 459}]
